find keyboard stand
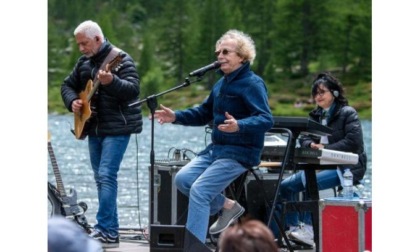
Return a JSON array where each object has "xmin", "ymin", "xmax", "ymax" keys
[
  {"xmin": 266, "ymin": 121, "xmax": 334, "ymax": 252},
  {"xmin": 281, "ymin": 163, "xmax": 336, "ymax": 252},
  {"xmin": 264, "ymin": 128, "xmax": 296, "ymax": 251}
]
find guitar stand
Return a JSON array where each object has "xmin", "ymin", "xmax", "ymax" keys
[{"xmin": 74, "ymin": 212, "xmax": 92, "ymax": 233}]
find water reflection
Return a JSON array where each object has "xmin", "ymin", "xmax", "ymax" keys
[{"xmin": 48, "ymin": 114, "xmax": 372, "ymax": 229}]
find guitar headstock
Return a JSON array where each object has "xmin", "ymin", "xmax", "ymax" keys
[
  {"xmin": 48, "ymin": 131, "xmax": 51, "ymax": 142},
  {"xmin": 105, "ymin": 52, "xmax": 125, "ymax": 72}
]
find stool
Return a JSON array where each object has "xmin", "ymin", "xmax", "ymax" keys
[
  {"xmin": 210, "ymin": 168, "xmax": 277, "ymax": 249},
  {"xmin": 212, "ymin": 127, "xmax": 295, "ymax": 251}
]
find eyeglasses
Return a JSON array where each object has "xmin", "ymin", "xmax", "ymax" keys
[
  {"xmin": 215, "ymin": 49, "xmax": 235, "ymax": 57},
  {"xmin": 314, "ymin": 89, "xmax": 330, "ymax": 97}
]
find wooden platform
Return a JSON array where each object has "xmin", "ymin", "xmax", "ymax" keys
[
  {"xmin": 104, "ymin": 188, "xmax": 334, "ymax": 252},
  {"xmin": 105, "ymin": 241, "xmax": 314, "ymax": 252},
  {"xmin": 102, "ymin": 172, "xmax": 333, "ymax": 252}
]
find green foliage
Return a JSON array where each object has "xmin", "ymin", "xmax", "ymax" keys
[
  {"xmin": 48, "ymin": 0, "xmax": 372, "ymax": 119},
  {"xmin": 141, "ymin": 67, "xmax": 165, "ymax": 97}
]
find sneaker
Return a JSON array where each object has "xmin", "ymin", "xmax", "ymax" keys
[
  {"xmin": 277, "ymin": 226, "xmax": 299, "ymax": 247},
  {"xmin": 209, "ymin": 201, "xmax": 245, "ymax": 235},
  {"xmin": 285, "ymin": 225, "xmax": 299, "ymax": 236},
  {"xmin": 287, "ymin": 224, "xmax": 314, "ymax": 248},
  {"xmin": 280, "ymin": 236, "xmax": 298, "ymax": 247},
  {"xmin": 89, "ymin": 229, "xmax": 120, "ymax": 248}
]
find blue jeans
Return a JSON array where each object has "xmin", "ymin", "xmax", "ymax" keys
[
  {"xmin": 175, "ymin": 149, "xmax": 247, "ymax": 243},
  {"xmin": 88, "ymin": 135, "xmax": 130, "ymax": 237},
  {"xmin": 270, "ymin": 169, "xmax": 341, "ymax": 235}
]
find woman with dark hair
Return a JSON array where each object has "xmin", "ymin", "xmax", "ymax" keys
[{"xmin": 274, "ymin": 72, "xmax": 367, "ymax": 247}]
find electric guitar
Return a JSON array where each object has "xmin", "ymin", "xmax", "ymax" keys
[
  {"xmin": 48, "ymin": 133, "xmax": 90, "ymax": 232},
  {"xmin": 73, "ymin": 53, "xmax": 123, "ymax": 140}
]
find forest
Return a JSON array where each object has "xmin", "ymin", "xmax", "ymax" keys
[{"xmin": 48, "ymin": 0, "xmax": 371, "ymax": 118}]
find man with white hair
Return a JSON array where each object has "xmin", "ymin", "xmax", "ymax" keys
[{"xmin": 61, "ymin": 20, "xmax": 143, "ymax": 248}]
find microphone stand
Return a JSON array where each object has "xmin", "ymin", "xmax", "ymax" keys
[{"xmin": 128, "ymin": 76, "xmax": 203, "ymax": 230}]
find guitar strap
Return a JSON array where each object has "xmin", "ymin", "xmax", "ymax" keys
[
  {"xmin": 89, "ymin": 47, "xmax": 122, "ymax": 114},
  {"xmin": 93, "ymin": 47, "xmax": 122, "ymax": 83}
]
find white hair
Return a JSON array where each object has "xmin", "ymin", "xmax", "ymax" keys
[
  {"xmin": 216, "ymin": 29, "xmax": 256, "ymax": 65},
  {"xmin": 73, "ymin": 20, "xmax": 104, "ymax": 41}
]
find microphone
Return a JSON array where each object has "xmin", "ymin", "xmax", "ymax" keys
[{"xmin": 189, "ymin": 61, "xmax": 221, "ymax": 77}]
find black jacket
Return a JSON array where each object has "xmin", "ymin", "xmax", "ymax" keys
[
  {"xmin": 299, "ymin": 104, "xmax": 367, "ymax": 183},
  {"xmin": 61, "ymin": 40, "xmax": 142, "ymax": 136}
]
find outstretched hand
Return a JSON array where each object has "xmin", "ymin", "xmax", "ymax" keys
[
  {"xmin": 217, "ymin": 112, "xmax": 239, "ymax": 133},
  {"xmin": 150, "ymin": 104, "xmax": 176, "ymax": 124}
]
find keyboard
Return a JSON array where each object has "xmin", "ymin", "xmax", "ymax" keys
[{"xmin": 261, "ymin": 146, "xmax": 358, "ymax": 165}]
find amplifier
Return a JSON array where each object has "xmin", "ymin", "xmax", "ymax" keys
[{"xmin": 153, "ymin": 165, "xmax": 189, "ymax": 225}]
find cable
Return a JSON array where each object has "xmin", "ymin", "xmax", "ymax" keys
[
  {"xmin": 204, "ymin": 125, "xmax": 212, "ymax": 146},
  {"xmin": 134, "ymin": 133, "xmax": 143, "ymax": 229},
  {"xmin": 181, "ymin": 148, "xmax": 197, "ymax": 160},
  {"xmin": 167, "ymin": 147, "xmax": 176, "ymax": 158}
]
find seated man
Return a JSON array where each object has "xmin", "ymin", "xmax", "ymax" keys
[{"xmin": 153, "ymin": 29, "xmax": 274, "ymax": 245}]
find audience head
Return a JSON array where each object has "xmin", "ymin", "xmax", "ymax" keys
[
  {"xmin": 48, "ymin": 216, "xmax": 102, "ymax": 252},
  {"xmin": 218, "ymin": 219, "xmax": 278, "ymax": 252}
]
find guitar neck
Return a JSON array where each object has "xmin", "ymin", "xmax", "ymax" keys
[
  {"xmin": 86, "ymin": 79, "xmax": 101, "ymax": 101},
  {"xmin": 85, "ymin": 52, "xmax": 123, "ymax": 102},
  {"xmin": 48, "ymin": 142, "xmax": 67, "ymax": 196}
]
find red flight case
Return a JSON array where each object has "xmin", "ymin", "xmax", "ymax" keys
[{"xmin": 319, "ymin": 197, "xmax": 372, "ymax": 252}]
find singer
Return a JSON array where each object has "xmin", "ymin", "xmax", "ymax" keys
[{"xmin": 152, "ymin": 29, "xmax": 273, "ymax": 247}]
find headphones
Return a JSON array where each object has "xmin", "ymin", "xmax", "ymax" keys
[{"xmin": 332, "ymin": 90, "xmax": 339, "ymax": 97}]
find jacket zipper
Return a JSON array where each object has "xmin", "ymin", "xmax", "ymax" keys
[{"xmin": 119, "ymin": 105, "xmax": 127, "ymax": 125}]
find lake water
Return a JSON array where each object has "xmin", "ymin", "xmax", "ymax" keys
[{"xmin": 47, "ymin": 114, "xmax": 372, "ymax": 229}]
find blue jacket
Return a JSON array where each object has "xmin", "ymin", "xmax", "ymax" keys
[{"xmin": 174, "ymin": 62, "xmax": 274, "ymax": 167}]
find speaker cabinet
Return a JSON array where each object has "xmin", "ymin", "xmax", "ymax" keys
[
  {"xmin": 150, "ymin": 225, "xmax": 211, "ymax": 252},
  {"xmin": 150, "ymin": 225, "xmax": 184, "ymax": 252},
  {"xmin": 153, "ymin": 165, "xmax": 189, "ymax": 225}
]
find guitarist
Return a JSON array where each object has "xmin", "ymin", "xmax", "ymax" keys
[{"xmin": 60, "ymin": 20, "xmax": 143, "ymax": 249}]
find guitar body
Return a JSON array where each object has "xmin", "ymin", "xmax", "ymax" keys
[
  {"xmin": 48, "ymin": 182, "xmax": 91, "ymax": 232},
  {"xmin": 74, "ymin": 79, "xmax": 93, "ymax": 140},
  {"xmin": 48, "ymin": 182, "xmax": 80, "ymax": 215},
  {"xmin": 48, "ymin": 133, "xmax": 91, "ymax": 232},
  {"xmin": 48, "ymin": 182, "xmax": 62, "ymax": 216},
  {"xmin": 72, "ymin": 52, "xmax": 123, "ymax": 140}
]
